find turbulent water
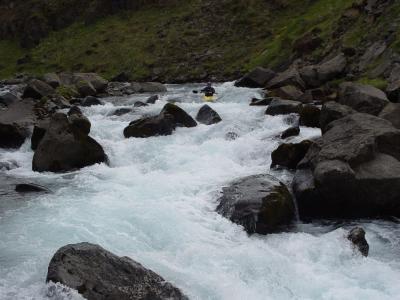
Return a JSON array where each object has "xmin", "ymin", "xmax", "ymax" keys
[{"xmin": 0, "ymin": 83, "xmax": 400, "ymax": 300}]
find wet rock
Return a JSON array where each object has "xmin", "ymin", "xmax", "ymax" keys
[
  {"xmin": 225, "ymin": 132, "xmax": 239, "ymax": 140},
  {"xmin": 266, "ymin": 68, "xmax": 305, "ymax": 91},
  {"xmin": 250, "ymin": 97, "xmax": 271, "ymax": 106},
  {"xmin": 379, "ymin": 103, "xmax": 400, "ymax": 129},
  {"xmin": 320, "ymin": 101, "xmax": 355, "ymax": 133},
  {"xmin": 216, "ymin": 174, "xmax": 294, "ymax": 234},
  {"xmin": 0, "ymin": 92, "xmax": 19, "ymax": 107},
  {"xmin": 134, "ymin": 101, "xmax": 148, "ymax": 108},
  {"xmin": 265, "ymin": 98, "xmax": 303, "ymax": 116},
  {"xmin": 0, "ymin": 160, "xmax": 19, "ymax": 171},
  {"xmin": 294, "ymin": 113, "xmax": 400, "ymax": 219},
  {"xmin": 15, "ymin": 183, "xmax": 50, "ymax": 193},
  {"xmin": 281, "ymin": 126, "xmax": 300, "ymax": 139},
  {"xmin": 299, "ymin": 105, "xmax": 321, "ymax": 128},
  {"xmin": 81, "ymin": 96, "xmax": 102, "ymax": 107},
  {"xmin": 46, "ymin": 243, "xmax": 188, "ymax": 300},
  {"xmin": 32, "ymin": 113, "xmax": 107, "ymax": 173},
  {"xmin": 69, "ymin": 114, "xmax": 91, "ymax": 135},
  {"xmin": 124, "ymin": 103, "xmax": 196, "ymax": 138},
  {"xmin": 31, "ymin": 121, "xmax": 49, "ymax": 150},
  {"xmin": 271, "ymin": 140, "xmax": 313, "ymax": 170},
  {"xmin": 347, "ymin": 227, "xmax": 369, "ymax": 257},
  {"xmin": 75, "ymin": 80, "xmax": 97, "ymax": 97},
  {"xmin": 338, "ymin": 82, "xmax": 389, "ymax": 115},
  {"xmin": 196, "ymin": 105, "xmax": 222, "ymax": 125},
  {"xmin": 146, "ymin": 95, "xmax": 159, "ymax": 104},
  {"xmin": 300, "ymin": 54, "xmax": 347, "ymax": 88},
  {"xmin": 0, "ymin": 123, "xmax": 29, "ymax": 149},
  {"xmin": 67, "ymin": 106, "xmax": 83, "ymax": 116},
  {"xmin": 235, "ymin": 67, "xmax": 276, "ymax": 88},
  {"xmin": 110, "ymin": 108, "xmax": 132, "ymax": 116},
  {"xmin": 270, "ymin": 85, "xmax": 303, "ymax": 100},
  {"xmin": 129, "ymin": 82, "xmax": 167, "ymax": 93},
  {"xmin": 22, "ymin": 79, "xmax": 54, "ymax": 99},
  {"xmin": 43, "ymin": 73, "xmax": 61, "ymax": 88}
]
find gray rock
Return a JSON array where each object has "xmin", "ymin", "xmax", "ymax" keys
[
  {"xmin": 386, "ymin": 80, "xmax": 400, "ymax": 103},
  {"xmin": 216, "ymin": 175, "xmax": 295, "ymax": 234},
  {"xmin": 379, "ymin": 103, "xmax": 400, "ymax": 129},
  {"xmin": 134, "ymin": 101, "xmax": 148, "ymax": 108},
  {"xmin": 31, "ymin": 120, "xmax": 49, "ymax": 150},
  {"xmin": 281, "ymin": 126, "xmax": 300, "ymax": 139},
  {"xmin": 265, "ymin": 98, "xmax": 303, "ymax": 116},
  {"xmin": 196, "ymin": 105, "xmax": 222, "ymax": 125},
  {"xmin": 300, "ymin": 54, "xmax": 347, "ymax": 88},
  {"xmin": 235, "ymin": 67, "xmax": 276, "ymax": 88},
  {"xmin": 294, "ymin": 113, "xmax": 400, "ymax": 219},
  {"xmin": 32, "ymin": 113, "xmax": 107, "ymax": 172},
  {"xmin": 250, "ymin": 98, "xmax": 271, "ymax": 106},
  {"xmin": 266, "ymin": 68, "xmax": 305, "ymax": 90},
  {"xmin": 43, "ymin": 73, "xmax": 61, "ymax": 88},
  {"xmin": 75, "ymin": 80, "xmax": 97, "ymax": 97},
  {"xmin": 46, "ymin": 243, "xmax": 187, "ymax": 300},
  {"xmin": 270, "ymin": 85, "xmax": 303, "ymax": 100},
  {"xmin": 299, "ymin": 105, "xmax": 321, "ymax": 128},
  {"xmin": 81, "ymin": 96, "xmax": 102, "ymax": 107},
  {"xmin": 0, "ymin": 122, "xmax": 29, "ymax": 149},
  {"xmin": 67, "ymin": 106, "xmax": 83, "ymax": 116},
  {"xmin": 72, "ymin": 73, "xmax": 108, "ymax": 93},
  {"xmin": 22, "ymin": 79, "xmax": 54, "ymax": 99},
  {"xmin": 130, "ymin": 82, "xmax": 167, "ymax": 93},
  {"xmin": 0, "ymin": 92, "xmax": 19, "ymax": 107},
  {"xmin": 110, "ymin": 108, "xmax": 133, "ymax": 116},
  {"xmin": 124, "ymin": 103, "xmax": 196, "ymax": 138},
  {"xmin": 320, "ymin": 101, "xmax": 355, "ymax": 133},
  {"xmin": 146, "ymin": 95, "xmax": 159, "ymax": 104},
  {"xmin": 338, "ymin": 82, "xmax": 389, "ymax": 115},
  {"xmin": 347, "ymin": 227, "xmax": 369, "ymax": 257},
  {"xmin": 69, "ymin": 114, "xmax": 91, "ymax": 135},
  {"xmin": 271, "ymin": 140, "xmax": 314, "ymax": 170}
]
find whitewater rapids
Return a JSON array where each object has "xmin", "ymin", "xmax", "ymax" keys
[{"xmin": 0, "ymin": 83, "xmax": 399, "ymax": 300}]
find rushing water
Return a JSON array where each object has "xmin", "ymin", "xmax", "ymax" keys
[{"xmin": 0, "ymin": 83, "xmax": 399, "ymax": 300}]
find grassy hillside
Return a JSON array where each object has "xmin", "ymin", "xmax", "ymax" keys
[{"xmin": 0, "ymin": 0, "xmax": 399, "ymax": 82}]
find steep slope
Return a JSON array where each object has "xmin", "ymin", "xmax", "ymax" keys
[{"xmin": 0, "ymin": 0, "xmax": 399, "ymax": 83}]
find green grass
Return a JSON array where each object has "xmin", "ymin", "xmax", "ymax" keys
[{"xmin": 357, "ymin": 77, "xmax": 388, "ymax": 90}]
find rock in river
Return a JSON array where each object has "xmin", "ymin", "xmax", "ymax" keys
[
  {"xmin": 216, "ymin": 174, "xmax": 295, "ymax": 234},
  {"xmin": 46, "ymin": 242, "xmax": 187, "ymax": 300},
  {"xmin": 196, "ymin": 105, "xmax": 222, "ymax": 125}
]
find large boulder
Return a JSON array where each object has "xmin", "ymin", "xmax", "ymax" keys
[
  {"xmin": 72, "ymin": 73, "xmax": 108, "ymax": 93},
  {"xmin": 265, "ymin": 99, "xmax": 303, "ymax": 116},
  {"xmin": 216, "ymin": 175, "xmax": 295, "ymax": 234},
  {"xmin": 378, "ymin": 103, "xmax": 400, "ymax": 129},
  {"xmin": 43, "ymin": 73, "xmax": 61, "ymax": 88},
  {"xmin": 266, "ymin": 68, "xmax": 305, "ymax": 91},
  {"xmin": 31, "ymin": 120, "xmax": 49, "ymax": 150},
  {"xmin": 22, "ymin": 79, "xmax": 54, "ymax": 99},
  {"xmin": 0, "ymin": 123, "xmax": 29, "ymax": 149},
  {"xmin": 293, "ymin": 113, "xmax": 400, "ymax": 219},
  {"xmin": 146, "ymin": 95, "xmax": 159, "ymax": 104},
  {"xmin": 81, "ymin": 96, "xmax": 102, "ymax": 107},
  {"xmin": 196, "ymin": 105, "xmax": 222, "ymax": 125},
  {"xmin": 235, "ymin": 67, "xmax": 276, "ymax": 88},
  {"xmin": 270, "ymin": 85, "xmax": 303, "ymax": 100},
  {"xmin": 320, "ymin": 101, "xmax": 355, "ymax": 133},
  {"xmin": 0, "ymin": 92, "xmax": 19, "ymax": 107},
  {"xmin": 47, "ymin": 243, "xmax": 187, "ymax": 300},
  {"xmin": 299, "ymin": 54, "xmax": 347, "ymax": 88},
  {"xmin": 75, "ymin": 80, "xmax": 97, "ymax": 97},
  {"xmin": 299, "ymin": 105, "xmax": 321, "ymax": 128},
  {"xmin": 32, "ymin": 113, "xmax": 107, "ymax": 172},
  {"xmin": 271, "ymin": 140, "xmax": 314, "ymax": 169},
  {"xmin": 338, "ymin": 82, "xmax": 389, "ymax": 115},
  {"xmin": 124, "ymin": 103, "xmax": 196, "ymax": 138}
]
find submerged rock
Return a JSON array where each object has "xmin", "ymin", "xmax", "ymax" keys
[
  {"xmin": 32, "ymin": 113, "xmax": 107, "ymax": 172},
  {"xmin": 47, "ymin": 243, "xmax": 187, "ymax": 300},
  {"xmin": 124, "ymin": 103, "xmax": 196, "ymax": 138},
  {"xmin": 15, "ymin": 183, "xmax": 50, "ymax": 193},
  {"xmin": 134, "ymin": 101, "xmax": 148, "ymax": 108},
  {"xmin": 196, "ymin": 105, "xmax": 222, "ymax": 125},
  {"xmin": 281, "ymin": 126, "xmax": 300, "ymax": 139},
  {"xmin": 216, "ymin": 174, "xmax": 295, "ymax": 234},
  {"xmin": 347, "ymin": 227, "xmax": 369, "ymax": 257},
  {"xmin": 110, "ymin": 107, "xmax": 133, "ymax": 116}
]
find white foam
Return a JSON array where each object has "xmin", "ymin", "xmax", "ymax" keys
[{"xmin": 0, "ymin": 83, "xmax": 399, "ymax": 299}]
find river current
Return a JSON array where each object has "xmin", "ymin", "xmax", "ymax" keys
[{"xmin": 0, "ymin": 83, "xmax": 399, "ymax": 300}]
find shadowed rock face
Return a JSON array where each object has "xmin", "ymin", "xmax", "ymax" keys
[
  {"xmin": 0, "ymin": 123, "xmax": 29, "ymax": 149},
  {"xmin": 265, "ymin": 99, "xmax": 303, "ymax": 116},
  {"xmin": 293, "ymin": 112, "xmax": 400, "ymax": 219},
  {"xmin": 46, "ymin": 242, "xmax": 188, "ymax": 300},
  {"xmin": 271, "ymin": 140, "xmax": 314, "ymax": 170},
  {"xmin": 217, "ymin": 174, "xmax": 295, "ymax": 234},
  {"xmin": 235, "ymin": 67, "xmax": 276, "ymax": 88},
  {"xmin": 32, "ymin": 113, "xmax": 107, "ymax": 173}
]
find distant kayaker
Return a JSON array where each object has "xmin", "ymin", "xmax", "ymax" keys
[{"xmin": 201, "ymin": 82, "xmax": 216, "ymax": 97}]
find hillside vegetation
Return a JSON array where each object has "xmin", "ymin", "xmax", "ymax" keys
[{"xmin": 0, "ymin": 0, "xmax": 399, "ymax": 82}]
